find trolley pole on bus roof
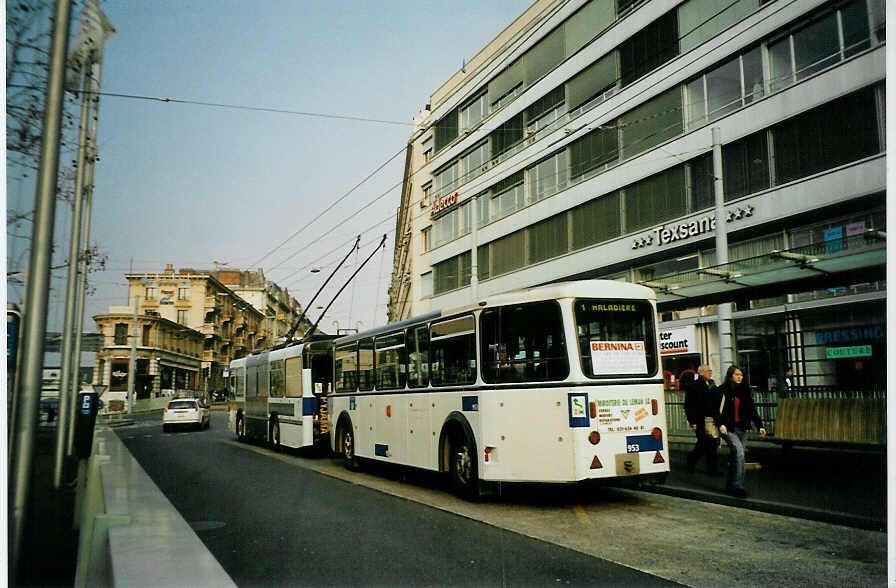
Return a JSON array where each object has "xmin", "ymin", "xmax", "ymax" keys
[{"xmin": 8, "ymin": 0, "xmax": 74, "ymax": 579}]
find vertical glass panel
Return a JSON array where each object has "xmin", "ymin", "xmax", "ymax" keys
[
  {"xmin": 488, "ymin": 59, "xmax": 524, "ymax": 107},
  {"xmin": 768, "ymin": 37, "xmax": 793, "ymax": 92},
  {"xmin": 685, "ymin": 76, "xmax": 706, "ymax": 129},
  {"xmin": 480, "ymin": 301, "xmax": 569, "ymax": 384},
  {"xmin": 459, "ymin": 251, "xmax": 472, "ymax": 287},
  {"xmin": 569, "ymin": 126, "xmax": 619, "ymax": 179},
  {"xmin": 689, "ymin": 153, "xmax": 714, "ymax": 211},
  {"xmin": 476, "ymin": 192, "xmax": 490, "ymax": 227},
  {"xmin": 528, "ymin": 213, "xmax": 568, "ymax": 264},
  {"xmin": 490, "ymin": 230, "xmax": 526, "ymax": 277},
  {"xmin": 792, "ymin": 13, "xmax": 839, "ymax": 80},
  {"xmin": 334, "ymin": 342, "xmax": 358, "ymax": 393},
  {"xmin": 460, "ymin": 93, "xmax": 487, "ymax": 130},
  {"xmin": 565, "ymin": 52, "xmax": 618, "ymax": 110},
  {"xmin": 525, "ymin": 25, "xmax": 565, "ymax": 84},
  {"xmin": 623, "ymin": 165, "xmax": 686, "ymax": 232},
  {"xmin": 491, "ymin": 113, "xmax": 524, "ymax": 158},
  {"xmin": 284, "ymin": 357, "xmax": 301, "ymax": 397},
  {"xmin": 434, "ymin": 161, "xmax": 458, "ymax": 193},
  {"xmin": 565, "ymin": 0, "xmax": 616, "ymax": 56},
  {"xmin": 571, "ymin": 191, "xmax": 621, "ymax": 250},
  {"xmin": 406, "ymin": 325, "xmax": 429, "ymax": 388},
  {"xmin": 375, "ymin": 332, "xmax": 406, "ymax": 390},
  {"xmin": 357, "ymin": 338, "xmax": 374, "ymax": 391},
  {"xmin": 706, "ymin": 56, "xmax": 742, "ymax": 120},
  {"xmin": 433, "ymin": 256, "xmax": 459, "ymax": 295},
  {"xmin": 525, "ymin": 86, "xmax": 565, "ymax": 124},
  {"xmin": 460, "ymin": 142, "xmax": 487, "ymax": 177},
  {"xmin": 434, "ymin": 108, "xmax": 459, "ymax": 152},
  {"xmin": 619, "ymin": 10, "xmax": 678, "ymax": 86},
  {"xmin": 477, "ymin": 243, "xmax": 490, "ymax": 280},
  {"xmin": 679, "ymin": 0, "xmax": 761, "ymax": 53},
  {"xmin": 741, "ymin": 46, "xmax": 764, "ymax": 104},
  {"xmin": 421, "ymin": 272, "xmax": 433, "ymax": 297},
  {"xmin": 430, "ymin": 315, "xmax": 476, "ymax": 386},
  {"xmin": 619, "ymin": 87, "xmax": 683, "ymax": 158},
  {"xmin": 530, "ymin": 150, "xmax": 568, "ymax": 202},
  {"xmin": 841, "ymin": 0, "xmax": 871, "ymax": 56},
  {"xmin": 723, "ymin": 131, "xmax": 769, "ymax": 200}
]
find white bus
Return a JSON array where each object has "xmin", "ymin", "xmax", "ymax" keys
[
  {"xmin": 228, "ymin": 338, "xmax": 334, "ymax": 450},
  {"xmin": 328, "ymin": 280, "xmax": 669, "ymax": 498}
]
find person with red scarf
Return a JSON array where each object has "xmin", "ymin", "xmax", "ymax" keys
[{"xmin": 715, "ymin": 365, "xmax": 766, "ymax": 498}]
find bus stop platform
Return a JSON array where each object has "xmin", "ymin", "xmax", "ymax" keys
[{"xmin": 657, "ymin": 435, "xmax": 887, "ymax": 531}]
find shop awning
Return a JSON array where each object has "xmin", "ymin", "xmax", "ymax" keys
[{"xmin": 639, "ymin": 231, "xmax": 886, "ymax": 304}]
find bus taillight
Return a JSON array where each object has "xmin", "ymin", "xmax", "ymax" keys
[
  {"xmin": 484, "ymin": 446, "xmax": 493, "ymax": 462},
  {"xmin": 588, "ymin": 431, "xmax": 600, "ymax": 445},
  {"xmin": 651, "ymin": 427, "xmax": 662, "ymax": 441},
  {"xmin": 589, "ymin": 401, "xmax": 596, "ymax": 418},
  {"xmin": 651, "ymin": 399, "xmax": 658, "ymax": 415}
]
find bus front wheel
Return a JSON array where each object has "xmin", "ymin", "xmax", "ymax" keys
[
  {"xmin": 339, "ymin": 419, "xmax": 360, "ymax": 471},
  {"xmin": 236, "ymin": 414, "xmax": 245, "ymax": 442},
  {"xmin": 270, "ymin": 419, "xmax": 281, "ymax": 452}
]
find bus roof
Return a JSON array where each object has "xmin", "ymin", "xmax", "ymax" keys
[{"xmin": 334, "ymin": 280, "xmax": 655, "ymax": 345}]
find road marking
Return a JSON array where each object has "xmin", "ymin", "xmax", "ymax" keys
[{"xmin": 573, "ymin": 505, "xmax": 590, "ymax": 525}]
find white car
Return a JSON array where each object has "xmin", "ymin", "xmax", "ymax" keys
[{"xmin": 162, "ymin": 398, "xmax": 210, "ymax": 432}]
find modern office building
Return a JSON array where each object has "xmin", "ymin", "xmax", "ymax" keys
[{"xmin": 388, "ymin": 0, "xmax": 885, "ymax": 400}]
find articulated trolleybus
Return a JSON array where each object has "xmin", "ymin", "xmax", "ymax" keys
[
  {"xmin": 228, "ymin": 338, "xmax": 333, "ymax": 450},
  {"xmin": 328, "ymin": 280, "xmax": 669, "ymax": 497}
]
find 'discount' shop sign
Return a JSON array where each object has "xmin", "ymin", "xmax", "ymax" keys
[{"xmin": 659, "ymin": 326, "xmax": 696, "ymax": 355}]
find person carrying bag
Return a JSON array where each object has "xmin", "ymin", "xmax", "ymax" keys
[{"xmin": 685, "ymin": 365, "xmax": 721, "ymax": 474}]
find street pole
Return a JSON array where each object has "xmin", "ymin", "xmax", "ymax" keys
[
  {"xmin": 126, "ymin": 292, "xmax": 139, "ymax": 414},
  {"xmin": 470, "ymin": 195, "xmax": 479, "ymax": 302},
  {"xmin": 8, "ymin": 0, "xmax": 74, "ymax": 580},
  {"xmin": 712, "ymin": 127, "xmax": 734, "ymax": 372},
  {"xmin": 54, "ymin": 67, "xmax": 90, "ymax": 488}
]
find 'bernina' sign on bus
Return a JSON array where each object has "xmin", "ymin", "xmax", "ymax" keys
[{"xmin": 431, "ymin": 193, "xmax": 459, "ymax": 217}]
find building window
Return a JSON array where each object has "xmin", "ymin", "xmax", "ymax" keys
[
  {"xmin": 619, "ymin": 87, "xmax": 683, "ymax": 159},
  {"xmin": 459, "ymin": 141, "xmax": 488, "ymax": 180},
  {"xmin": 421, "ymin": 135, "xmax": 433, "ymax": 163},
  {"xmin": 489, "ymin": 172, "xmax": 525, "ymax": 222},
  {"xmin": 618, "ymin": 9, "xmax": 678, "ymax": 87},
  {"xmin": 145, "ymin": 287, "xmax": 156, "ymax": 300},
  {"xmin": 142, "ymin": 324, "xmax": 152, "ymax": 346},
  {"xmin": 460, "ymin": 92, "xmax": 487, "ymax": 131},
  {"xmin": 177, "ymin": 287, "xmax": 189, "ymax": 300},
  {"xmin": 177, "ymin": 310, "xmax": 189, "ymax": 325},
  {"xmin": 772, "ymin": 86, "xmax": 880, "ymax": 185},
  {"xmin": 434, "ymin": 160, "xmax": 459, "ymax": 195},
  {"xmin": 678, "ymin": 0, "xmax": 763, "ymax": 53},
  {"xmin": 565, "ymin": 52, "xmax": 618, "ymax": 113},
  {"xmin": 569, "ymin": 125, "xmax": 618, "ymax": 180},
  {"xmin": 421, "ymin": 182, "xmax": 431, "ymax": 205},
  {"xmin": 623, "ymin": 165, "xmax": 686, "ymax": 233},
  {"xmin": 491, "ymin": 113, "xmax": 524, "ymax": 160},
  {"xmin": 422, "ymin": 226, "xmax": 431, "ymax": 252},
  {"xmin": 528, "ymin": 213, "xmax": 568, "ymax": 265},
  {"xmin": 723, "ymin": 131, "xmax": 770, "ymax": 200},
  {"xmin": 114, "ymin": 323, "xmax": 128, "ymax": 346},
  {"xmin": 430, "ymin": 201, "xmax": 471, "ymax": 249},
  {"xmin": 110, "ymin": 361, "xmax": 128, "ymax": 391},
  {"xmin": 434, "ymin": 107, "xmax": 459, "ymax": 153},
  {"xmin": 570, "ymin": 191, "xmax": 621, "ymax": 251},
  {"xmin": 433, "ymin": 251, "xmax": 472, "ymax": 295},
  {"xmin": 529, "ymin": 150, "xmax": 568, "ymax": 203}
]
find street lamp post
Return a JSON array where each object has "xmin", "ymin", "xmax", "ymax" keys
[{"xmin": 126, "ymin": 278, "xmax": 147, "ymax": 414}]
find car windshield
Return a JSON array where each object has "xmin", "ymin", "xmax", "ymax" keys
[{"xmin": 168, "ymin": 400, "xmax": 197, "ymax": 410}]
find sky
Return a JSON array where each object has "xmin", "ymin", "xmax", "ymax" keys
[{"xmin": 7, "ymin": 0, "xmax": 533, "ymax": 344}]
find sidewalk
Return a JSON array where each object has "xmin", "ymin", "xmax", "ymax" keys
[{"xmin": 657, "ymin": 434, "xmax": 887, "ymax": 531}]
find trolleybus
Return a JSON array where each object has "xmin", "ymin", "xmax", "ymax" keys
[
  {"xmin": 228, "ymin": 337, "xmax": 334, "ymax": 450},
  {"xmin": 328, "ymin": 280, "xmax": 668, "ymax": 497}
]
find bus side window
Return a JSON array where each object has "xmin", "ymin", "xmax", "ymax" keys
[
  {"xmin": 358, "ymin": 338, "xmax": 374, "ymax": 391},
  {"xmin": 430, "ymin": 315, "xmax": 476, "ymax": 386},
  {"xmin": 407, "ymin": 325, "xmax": 429, "ymax": 388},
  {"xmin": 335, "ymin": 343, "xmax": 358, "ymax": 393}
]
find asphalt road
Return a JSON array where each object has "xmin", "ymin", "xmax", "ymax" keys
[
  {"xmin": 115, "ymin": 411, "xmax": 887, "ymax": 587},
  {"xmin": 117, "ymin": 412, "xmax": 678, "ymax": 587}
]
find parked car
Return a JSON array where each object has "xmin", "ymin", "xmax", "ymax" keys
[{"xmin": 162, "ymin": 398, "xmax": 210, "ymax": 432}]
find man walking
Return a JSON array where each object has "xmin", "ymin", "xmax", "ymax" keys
[{"xmin": 685, "ymin": 364, "xmax": 720, "ymax": 474}]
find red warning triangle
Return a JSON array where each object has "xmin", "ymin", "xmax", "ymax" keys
[
  {"xmin": 653, "ymin": 451, "xmax": 665, "ymax": 464},
  {"xmin": 590, "ymin": 456, "xmax": 603, "ymax": 469}
]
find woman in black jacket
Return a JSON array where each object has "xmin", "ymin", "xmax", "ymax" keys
[{"xmin": 715, "ymin": 365, "xmax": 766, "ymax": 498}]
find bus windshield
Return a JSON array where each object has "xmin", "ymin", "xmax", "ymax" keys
[{"xmin": 575, "ymin": 299, "xmax": 657, "ymax": 378}]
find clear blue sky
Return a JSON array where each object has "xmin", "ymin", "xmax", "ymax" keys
[{"xmin": 9, "ymin": 0, "xmax": 532, "ymax": 338}]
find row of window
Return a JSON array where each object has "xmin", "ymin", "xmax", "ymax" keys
[
  {"xmin": 144, "ymin": 286, "xmax": 190, "ymax": 300},
  {"xmin": 429, "ymin": 84, "xmax": 883, "ymax": 295},
  {"xmin": 423, "ymin": 0, "xmax": 882, "ymax": 256},
  {"xmin": 333, "ymin": 298, "xmax": 657, "ymax": 393},
  {"xmin": 424, "ymin": 0, "xmax": 882, "ymax": 248},
  {"xmin": 429, "ymin": 0, "xmax": 774, "ymax": 199}
]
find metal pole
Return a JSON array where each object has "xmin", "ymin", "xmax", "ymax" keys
[
  {"xmin": 53, "ymin": 67, "xmax": 90, "ymax": 488},
  {"xmin": 126, "ymin": 292, "xmax": 139, "ymax": 414},
  {"xmin": 8, "ymin": 0, "xmax": 74, "ymax": 580},
  {"xmin": 470, "ymin": 195, "xmax": 479, "ymax": 302},
  {"xmin": 67, "ymin": 58, "xmax": 104, "ymax": 454},
  {"xmin": 712, "ymin": 127, "xmax": 733, "ymax": 371}
]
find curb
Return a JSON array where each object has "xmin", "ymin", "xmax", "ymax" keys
[{"xmin": 644, "ymin": 483, "xmax": 885, "ymax": 532}]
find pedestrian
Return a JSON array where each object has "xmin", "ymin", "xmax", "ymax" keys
[
  {"xmin": 684, "ymin": 364, "xmax": 720, "ymax": 474},
  {"xmin": 782, "ymin": 365, "xmax": 794, "ymax": 398},
  {"xmin": 715, "ymin": 365, "xmax": 766, "ymax": 498}
]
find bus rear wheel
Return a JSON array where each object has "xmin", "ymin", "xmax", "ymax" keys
[
  {"xmin": 270, "ymin": 420, "xmax": 281, "ymax": 452},
  {"xmin": 451, "ymin": 430, "xmax": 481, "ymax": 500},
  {"xmin": 339, "ymin": 419, "xmax": 360, "ymax": 471},
  {"xmin": 236, "ymin": 414, "xmax": 245, "ymax": 442}
]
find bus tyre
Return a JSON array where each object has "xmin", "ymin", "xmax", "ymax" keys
[
  {"xmin": 270, "ymin": 419, "xmax": 281, "ymax": 452},
  {"xmin": 339, "ymin": 420, "xmax": 360, "ymax": 471},
  {"xmin": 236, "ymin": 414, "xmax": 245, "ymax": 442},
  {"xmin": 452, "ymin": 430, "xmax": 481, "ymax": 500}
]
